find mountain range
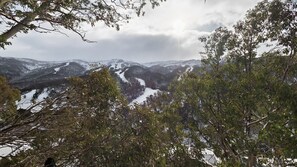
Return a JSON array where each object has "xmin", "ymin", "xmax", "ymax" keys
[{"xmin": 0, "ymin": 56, "xmax": 201, "ymax": 105}]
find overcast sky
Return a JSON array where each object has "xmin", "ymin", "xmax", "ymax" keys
[{"xmin": 1, "ymin": 0, "xmax": 262, "ymax": 63}]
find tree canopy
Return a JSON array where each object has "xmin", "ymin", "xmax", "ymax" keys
[
  {"xmin": 163, "ymin": 0, "xmax": 297, "ymax": 166},
  {"xmin": 0, "ymin": 0, "xmax": 165, "ymax": 48}
]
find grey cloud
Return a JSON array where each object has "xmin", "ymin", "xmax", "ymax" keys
[
  {"xmin": 79, "ymin": 34, "xmax": 196, "ymax": 62},
  {"xmin": 2, "ymin": 33, "xmax": 197, "ymax": 63},
  {"xmin": 1, "ymin": 0, "xmax": 261, "ymax": 63}
]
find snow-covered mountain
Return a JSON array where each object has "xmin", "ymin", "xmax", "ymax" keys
[
  {"xmin": 0, "ymin": 57, "xmax": 201, "ymax": 105},
  {"xmin": 0, "ymin": 57, "xmax": 55, "ymax": 80}
]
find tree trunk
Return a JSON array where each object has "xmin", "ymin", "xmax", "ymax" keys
[{"xmin": 247, "ymin": 154, "xmax": 256, "ymax": 167}]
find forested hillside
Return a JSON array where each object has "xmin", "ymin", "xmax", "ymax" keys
[{"xmin": 0, "ymin": 0, "xmax": 296, "ymax": 166}]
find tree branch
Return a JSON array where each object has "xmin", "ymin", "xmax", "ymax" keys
[
  {"xmin": 247, "ymin": 115, "xmax": 268, "ymax": 127},
  {"xmin": 0, "ymin": 1, "xmax": 50, "ymax": 42}
]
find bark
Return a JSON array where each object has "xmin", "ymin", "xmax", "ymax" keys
[
  {"xmin": 0, "ymin": 0, "xmax": 12, "ymax": 8},
  {"xmin": 247, "ymin": 154, "xmax": 256, "ymax": 167},
  {"xmin": 0, "ymin": 1, "xmax": 50, "ymax": 42}
]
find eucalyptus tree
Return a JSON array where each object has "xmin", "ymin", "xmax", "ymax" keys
[
  {"xmin": 0, "ymin": 76, "xmax": 20, "ymax": 122},
  {"xmin": 164, "ymin": 0, "xmax": 297, "ymax": 166},
  {"xmin": 0, "ymin": 0, "xmax": 165, "ymax": 48},
  {"xmin": 0, "ymin": 68, "xmax": 204, "ymax": 167}
]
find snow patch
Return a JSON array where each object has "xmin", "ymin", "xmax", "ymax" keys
[
  {"xmin": 115, "ymin": 69, "xmax": 129, "ymax": 83},
  {"xmin": 54, "ymin": 62, "xmax": 70, "ymax": 74},
  {"xmin": 17, "ymin": 89, "xmax": 49, "ymax": 112},
  {"xmin": 0, "ymin": 146, "xmax": 13, "ymax": 157},
  {"xmin": 0, "ymin": 140, "xmax": 31, "ymax": 157},
  {"xmin": 135, "ymin": 78, "xmax": 145, "ymax": 86},
  {"xmin": 130, "ymin": 88, "xmax": 159, "ymax": 104},
  {"xmin": 25, "ymin": 64, "xmax": 45, "ymax": 71},
  {"xmin": 202, "ymin": 148, "xmax": 220, "ymax": 166},
  {"xmin": 18, "ymin": 90, "xmax": 37, "ymax": 109},
  {"xmin": 186, "ymin": 66, "xmax": 193, "ymax": 73},
  {"xmin": 18, "ymin": 58, "xmax": 55, "ymax": 72}
]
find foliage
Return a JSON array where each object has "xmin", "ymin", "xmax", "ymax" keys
[
  {"xmin": 13, "ymin": 68, "xmax": 126, "ymax": 166},
  {"xmin": 145, "ymin": 92, "xmax": 207, "ymax": 166},
  {"xmin": 0, "ymin": 76, "xmax": 20, "ymax": 122},
  {"xmin": 162, "ymin": 0, "xmax": 297, "ymax": 166},
  {"xmin": 0, "ymin": 68, "xmax": 208, "ymax": 166},
  {"xmin": 0, "ymin": 0, "xmax": 165, "ymax": 48},
  {"xmin": 0, "ymin": 1, "xmax": 296, "ymax": 166}
]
